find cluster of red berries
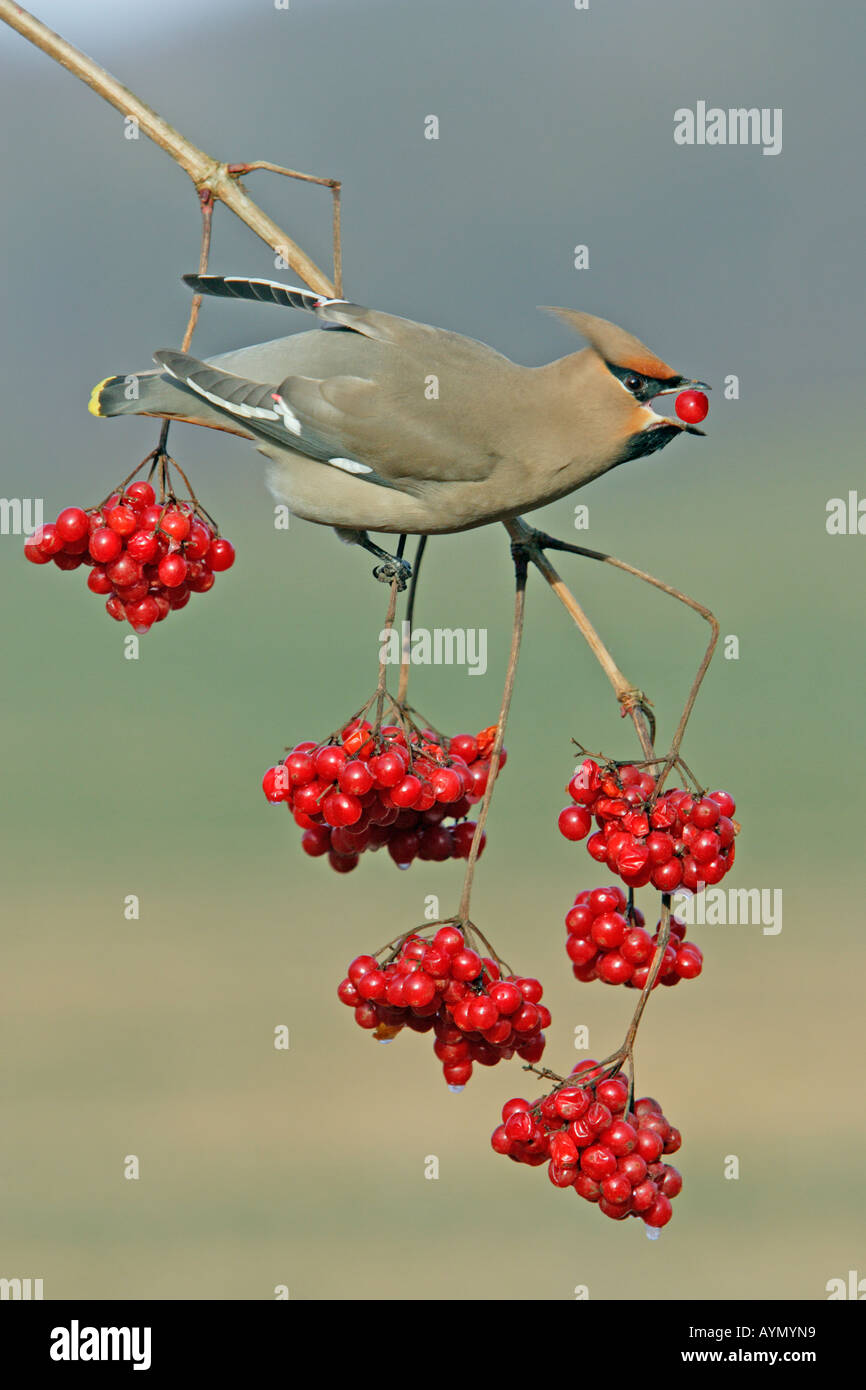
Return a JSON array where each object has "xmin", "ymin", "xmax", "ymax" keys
[
  {"xmin": 24, "ymin": 482, "xmax": 235, "ymax": 633},
  {"xmin": 558, "ymin": 759, "xmax": 737, "ymax": 891},
  {"xmin": 492, "ymin": 1064, "xmax": 682, "ymax": 1227},
  {"xmin": 566, "ymin": 885, "xmax": 703, "ymax": 988},
  {"xmin": 337, "ymin": 924, "xmax": 549, "ymax": 1088},
  {"xmin": 263, "ymin": 719, "xmax": 505, "ymax": 873}
]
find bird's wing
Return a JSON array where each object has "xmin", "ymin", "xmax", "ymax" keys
[
  {"xmin": 154, "ymin": 335, "xmax": 502, "ymax": 488},
  {"xmin": 152, "ymin": 349, "xmax": 400, "ymax": 489}
]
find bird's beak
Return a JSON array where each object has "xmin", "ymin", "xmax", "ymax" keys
[
  {"xmin": 651, "ymin": 378, "xmax": 711, "ymax": 435},
  {"xmin": 653, "ymin": 378, "xmax": 712, "ymax": 397}
]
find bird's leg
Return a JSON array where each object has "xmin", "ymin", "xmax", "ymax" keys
[{"xmin": 335, "ymin": 527, "xmax": 413, "ymax": 590}]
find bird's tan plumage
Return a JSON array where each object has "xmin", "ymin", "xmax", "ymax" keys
[{"xmin": 90, "ymin": 277, "xmax": 705, "ymax": 544}]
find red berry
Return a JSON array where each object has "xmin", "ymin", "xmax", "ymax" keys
[
  {"xmin": 126, "ymin": 596, "xmax": 159, "ymax": 632},
  {"xmin": 636, "ymin": 1129, "xmax": 665, "ymax": 1162},
  {"xmin": 489, "ymin": 981, "xmax": 522, "ymax": 1015},
  {"xmin": 184, "ymin": 521, "xmax": 212, "ymax": 560},
  {"xmin": 596, "ymin": 952, "xmax": 633, "ymax": 985},
  {"xmin": 301, "ymin": 825, "xmax": 331, "ymax": 857},
  {"xmin": 651, "ymin": 858, "xmax": 683, "ymax": 891},
  {"xmin": 468, "ymin": 996, "xmax": 499, "ymax": 1030},
  {"xmin": 643, "ymin": 1193, "xmax": 673, "ymax": 1227},
  {"xmin": 630, "ymin": 1180, "xmax": 658, "ymax": 1213},
  {"xmin": 161, "ymin": 509, "xmax": 191, "ymax": 542},
  {"xmin": 403, "ymin": 971, "xmax": 437, "ymax": 1008},
  {"xmin": 262, "ymin": 766, "xmax": 290, "ymax": 802},
  {"xmin": 369, "ymin": 752, "xmax": 405, "ymax": 787},
  {"xmin": 338, "ymin": 760, "xmax": 374, "ymax": 796},
  {"xmin": 208, "ymin": 538, "xmax": 235, "ymax": 571},
  {"xmin": 449, "ymin": 733, "xmax": 478, "ymax": 763},
  {"xmin": 157, "ymin": 553, "xmax": 188, "ymax": 587},
  {"xmin": 33, "ymin": 523, "xmax": 64, "ymax": 556},
  {"xmin": 86, "ymin": 566, "xmax": 114, "ymax": 595},
  {"xmin": 106, "ymin": 505, "xmax": 138, "ymax": 536},
  {"xmin": 554, "ymin": 1087, "xmax": 591, "ymax": 1121},
  {"xmin": 675, "ymin": 946, "xmax": 703, "ymax": 979},
  {"xmin": 580, "ymin": 1145, "xmax": 617, "ymax": 1181},
  {"xmin": 106, "ymin": 553, "xmax": 142, "ymax": 588},
  {"xmin": 24, "ymin": 537, "xmax": 53, "ymax": 564},
  {"xmin": 430, "ymin": 766, "xmax": 463, "ymax": 802},
  {"xmin": 451, "ymin": 949, "xmax": 482, "ymax": 982},
  {"xmin": 322, "ymin": 791, "xmax": 362, "ymax": 828},
  {"xmin": 591, "ymin": 911, "xmax": 628, "ymax": 950},
  {"xmin": 127, "ymin": 530, "xmax": 159, "ymax": 563},
  {"xmin": 558, "ymin": 805, "xmax": 592, "ymax": 841},
  {"xmin": 347, "ymin": 955, "xmax": 378, "ymax": 986},
  {"xmin": 601, "ymin": 1173, "xmax": 632, "ymax": 1204},
  {"xmin": 55, "ymin": 507, "xmax": 89, "ymax": 541},
  {"xmin": 126, "ymin": 480, "xmax": 156, "ymax": 509},
  {"xmin": 709, "ymin": 789, "xmax": 736, "ymax": 817},
  {"xmin": 674, "ymin": 390, "xmax": 709, "ymax": 424},
  {"xmin": 86, "ymin": 526, "xmax": 122, "ymax": 563},
  {"xmin": 433, "ymin": 926, "xmax": 464, "ymax": 956}
]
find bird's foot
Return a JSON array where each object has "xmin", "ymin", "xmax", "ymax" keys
[{"xmin": 372, "ymin": 556, "xmax": 412, "ymax": 590}]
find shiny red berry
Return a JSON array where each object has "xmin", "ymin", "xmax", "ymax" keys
[
  {"xmin": 674, "ymin": 389, "xmax": 708, "ymax": 423},
  {"xmin": 208, "ymin": 538, "xmax": 235, "ymax": 571}
]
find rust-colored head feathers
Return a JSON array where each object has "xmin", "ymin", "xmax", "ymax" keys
[{"xmin": 543, "ymin": 307, "xmax": 678, "ymax": 381}]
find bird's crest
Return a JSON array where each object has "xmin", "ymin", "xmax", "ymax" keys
[{"xmin": 543, "ymin": 307, "xmax": 677, "ymax": 380}]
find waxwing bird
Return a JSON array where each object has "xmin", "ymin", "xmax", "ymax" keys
[{"xmin": 89, "ymin": 276, "xmax": 709, "ymax": 582}]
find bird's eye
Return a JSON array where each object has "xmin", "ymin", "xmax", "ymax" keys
[{"xmin": 625, "ymin": 373, "xmax": 643, "ymax": 393}]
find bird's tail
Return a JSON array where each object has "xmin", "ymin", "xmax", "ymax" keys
[
  {"xmin": 87, "ymin": 367, "xmax": 251, "ymax": 435},
  {"xmin": 88, "ymin": 370, "xmax": 175, "ymax": 418}
]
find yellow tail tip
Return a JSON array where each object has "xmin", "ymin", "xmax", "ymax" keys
[{"xmin": 88, "ymin": 376, "xmax": 113, "ymax": 417}]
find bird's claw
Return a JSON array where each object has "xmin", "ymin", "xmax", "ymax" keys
[{"xmin": 372, "ymin": 557, "xmax": 412, "ymax": 590}]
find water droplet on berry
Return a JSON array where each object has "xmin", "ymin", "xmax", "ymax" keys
[
  {"xmin": 646, "ymin": 1226, "xmax": 662, "ymax": 1241},
  {"xmin": 447, "ymin": 1085, "xmax": 465, "ymax": 1094},
  {"xmin": 377, "ymin": 1037, "xmax": 395, "ymax": 1045}
]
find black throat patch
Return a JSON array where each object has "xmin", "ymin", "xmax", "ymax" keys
[{"xmin": 616, "ymin": 423, "xmax": 683, "ymax": 466}]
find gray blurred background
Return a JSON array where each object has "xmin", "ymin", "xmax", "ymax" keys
[{"xmin": 1, "ymin": 0, "xmax": 864, "ymax": 1299}]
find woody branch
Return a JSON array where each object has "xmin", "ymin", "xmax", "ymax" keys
[{"xmin": 0, "ymin": 1, "xmax": 339, "ymax": 296}]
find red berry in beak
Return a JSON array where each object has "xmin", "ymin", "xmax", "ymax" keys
[{"xmin": 675, "ymin": 389, "xmax": 709, "ymax": 424}]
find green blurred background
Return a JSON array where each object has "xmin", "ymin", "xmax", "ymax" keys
[{"xmin": 1, "ymin": 0, "xmax": 864, "ymax": 1299}]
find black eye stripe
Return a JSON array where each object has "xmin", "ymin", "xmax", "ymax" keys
[{"xmin": 604, "ymin": 361, "xmax": 684, "ymax": 402}]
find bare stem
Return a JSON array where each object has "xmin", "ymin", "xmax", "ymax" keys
[
  {"xmin": 0, "ymin": 2, "xmax": 335, "ymax": 294},
  {"xmin": 509, "ymin": 524, "xmax": 719, "ymax": 786},
  {"xmin": 374, "ymin": 581, "xmax": 401, "ymax": 731},
  {"xmin": 397, "ymin": 536, "xmax": 427, "ymax": 706},
  {"xmin": 504, "ymin": 518, "xmax": 655, "ymax": 759},
  {"xmin": 226, "ymin": 160, "xmax": 343, "ymax": 296},
  {"xmin": 179, "ymin": 188, "xmax": 215, "ymax": 352},
  {"xmin": 456, "ymin": 548, "xmax": 528, "ymax": 922},
  {"xmin": 622, "ymin": 895, "xmax": 672, "ymax": 1055}
]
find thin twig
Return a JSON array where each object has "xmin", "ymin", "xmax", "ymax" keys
[
  {"xmin": 397, "ymin": 536, "xmax": 427, "ymax": 705},
  {"xmin": 504, "ymin": 518, "xmax": 655, "ymax": 759},
  {"xmin": 226, "ymin": 161, "xmax": 343, "ymax": 297},
  {"xmin": 0, "ymin": 2, "xmax": 335, "ymax": 295},
  {"xmin": 374, "ymin": 581, "xmax": 401, "ymax": 731},
  {"xmin": 179, "ymin": 188, "xmax": 215, "ymax": 352},
  {"xmin": 521, "ymin": 530, "xmax": 719, "ymax": 794},
  {"xmin": 457, "ymin": 547, "xmax": 528, "ymax": 922},
  {"xmin": 622, "ymin": 897, "xmax": 672, "ymax": 1055}
]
